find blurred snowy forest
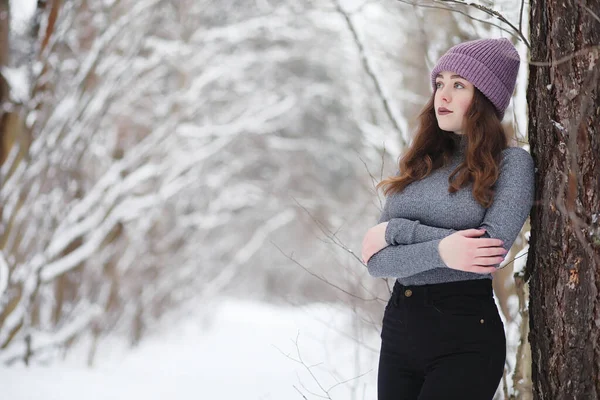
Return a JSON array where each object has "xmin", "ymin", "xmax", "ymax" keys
[{"xmin": 1, "ymin": 0, "xmax": 533, "ymax": 398}]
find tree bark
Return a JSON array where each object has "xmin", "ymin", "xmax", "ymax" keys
[{"xmin": 527, "ymin": 1, "xmax": 600, "ymax": 399}]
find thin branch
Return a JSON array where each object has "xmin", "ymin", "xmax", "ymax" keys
[
  {"xmin": 288, "ymin": 189, "xmax": 394, "ymax": 299},
  {"xmin": 498, "ymin": 251, "xmax": 528, "ymax": 270},
  {"xmin": 289, "ymin": 196, "xmax": 365, "ymax": 266},
  {"xmin": 332, "ymin": 0, "xmax": 406, "ymax": 147},
  {"xmin": 355, "ymin": 150, "xmax": 384, "ymax": 210},
  {"xmin": 293, "ymin": 385, "xmax": 309, "ymax": 400},
  {"xmin": 396, "ymin": 1, "xmax": 599, "ymax": 75},
  {"xmin": 276, "ymin": 332, "xmax": 373, "ymax": 399},
  {"xmin": 327, "ymin": 368, "xmax": 373, "ymax": 392},
  {"xmin": 278, "ymin": 297, "xmax": 382, "ymax": 353},
  {"xmin": 271, "ymin": 240, "xmax": 381, "ymax": 303},
  {"xmin": 518, "ymin": 0, "xmax": 526, "ymax": 33},
  {"xmin": 397, "ymin": 0, "xmax": 516, "ymax": 39},
  {"xmin": 396, "ymin": 0, "xmax": 530, "ymax": 48},
  {"xmin": 529, "ymin": 45, "xmax": 600, "ymax": 67},
  {"xmin": 380, "ymin": 142, "xmax": 386, "ymax": 181},
  {"xmin": 433, "ymin": 0, "xmax": 530, "ymax": 48},
  {"xmin": 295, "ymin": 373, "xmax": 329, "ymax": 399},
  {"xmin": 578, "ymin": 0, "xmax": 600, "ymax": 24},
  {"xmin": 292, "ymin": 332, "xmax": 333, "ymax": 399}
]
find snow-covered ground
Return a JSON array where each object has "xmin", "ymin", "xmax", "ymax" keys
[{"xmin": 0, "ymin": 299, "xmax": 380, "ymax": 400}]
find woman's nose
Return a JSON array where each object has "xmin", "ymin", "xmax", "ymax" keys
[{"xmin": 439, "ymin": 87, "xmax": 451, "ymax": 103}]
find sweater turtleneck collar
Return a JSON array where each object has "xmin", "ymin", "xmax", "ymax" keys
[{"xmin": 454, "ymin": 134, "xmax": 468, "ymax": 156}]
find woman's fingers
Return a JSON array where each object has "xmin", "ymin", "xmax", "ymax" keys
[
  {"xmin": 440, "ymin": 232, "xmax": 509, "ymax": 273},
  {"xmin": 473, "ymin": 247, "xmax": 506, "ymax": 265},
  {"xmin": 472, "ymin": 240, "xmax": 508, "ymax": 270},
  {"xmin": 478, "ymin": 238, "xmax": 504, "ymax": 248},
  {"xmin": 474, "ymin": 246, "xmax": 507, "ymax": 258},
  {"xmin": 473, "ymin": 255, "xmax": 506, "ymax": 266}
]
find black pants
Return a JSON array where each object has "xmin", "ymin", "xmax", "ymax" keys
[{"xmin": 378, "ymin": 278, "xmax": 506, "ymax": 400}]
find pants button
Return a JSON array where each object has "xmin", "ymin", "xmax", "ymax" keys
[{"xmin": 404, "ymin": 289, "xmax": 413, "ymax": 297}]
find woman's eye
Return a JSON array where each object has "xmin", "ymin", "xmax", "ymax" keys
[{"xmin": 436, "ymin": 81, "xmax": 465, "ymax": 89}]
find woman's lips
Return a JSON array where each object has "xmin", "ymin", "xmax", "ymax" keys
[{"xmin": 438, "ymin": 110, "xmax": 453, "ymax": 115}]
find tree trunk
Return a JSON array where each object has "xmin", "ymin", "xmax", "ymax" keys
[
  {"xmin": 527, "ymin": 1, "xmax": 600, "ymax": 399},
  {"xmin": 0, "ymin": 0, "xmax": 9, "ymax": 164}
]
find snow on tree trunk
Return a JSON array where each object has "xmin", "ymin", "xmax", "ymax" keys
[
  {"xmin": 0, "ymin": 0, "xmax": 9, "ymax": 163},
  {"xmin": 527, "ymin": 1, "xmax": 600, "ymax": 399}
]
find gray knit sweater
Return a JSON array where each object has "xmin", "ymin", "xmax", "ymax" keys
[{"xmin": 367, "ymin": 135, "xmax": 535, "ymax": 285}]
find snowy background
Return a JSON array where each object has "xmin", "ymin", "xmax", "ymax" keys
[
  {"xmin": 2, "ymin": 298, "xmax": 381, "ymax": 399},
  {"xmin": 1, "ymin": 0, "xmax": 532, "ymax": 398}
]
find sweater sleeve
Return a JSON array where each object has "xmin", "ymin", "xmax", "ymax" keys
[
  {"xmin": 477, "ymin": 147, "xmax": 536, "ymax": 268},
  {"xmin": 384, "ymin": 218, "xmax": 458, "ymax": 245},
  {"xmin": 366, "ymin": 238, "xmax": 448, "ymax": 278}
]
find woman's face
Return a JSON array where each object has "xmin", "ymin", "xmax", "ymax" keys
[{"xmin": 434, "ymin": 71, "xmax": 475, "ymax": 135}]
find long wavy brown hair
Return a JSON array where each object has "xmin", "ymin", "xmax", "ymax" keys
[{"xmin": 376, "ymin": 88, "xmax": 508, "ymax": 208}]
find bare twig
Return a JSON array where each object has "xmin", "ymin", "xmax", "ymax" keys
[
  {"xmin": 276, "ymin": 332, "xmax": 373, "ymax": 399},
  {"xmin": 529, "ymin": 45, "xmax": 600, "ymax": 67},
  {"xmin": 355, "ymin": 150, "xmax": 385, "ymax": 211},
  {"xmin": 293, "ymin": 385, "xmax": 310, "ymax": 400},
  {"xmin": 518, "ymin": 0, "xmax": 526, "ymax": 33},
  {"xmin": 287, "ymin": 195, "xmax": 392, "ymax": 297},
  {"xmin": 395, "ymin": 0, "xmax": 530, "ymax": 48},
  {"xmin": 277, "ymin": 297, "xmax": 382, "ymax": 353},
  {"xmin": 289, "ymin": 196, "xmax": 365, "ymax": 265},
  {"xmin": 327, "ymin": 369, "xmax": 373, "ymax": 392},
  {"xmin": 578, "ymin": 0, "xmax": 600, "ymax": 24},
  {"xmin": 498, "ymin": 251, "xmax": 528, "ymax": 270},
  {"xmin": 279, "ymin": 332, "xmax": 334, "ymax": 399},
  {"xmin": 397, "ymin": 0, "xmax": 516, "ymax": 38},
  {"xmin": 332, "ymin": 0, "xmax": 407, "ymax": 147},
  {"xmin": 433, "ymin": 0, "xmax": 530, "ymax": 48},
  {"xmin": 271, "ymin": 240, "xmax": 382, "ymax": 303}
]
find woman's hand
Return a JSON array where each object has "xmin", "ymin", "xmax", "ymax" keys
[
  {"xmin": 438, "ymin": 229, "xmax": 507, "ymax": 274},
  {"xmin": 361, "ymin": 222, "xmax": 389, "ymax": 263}
]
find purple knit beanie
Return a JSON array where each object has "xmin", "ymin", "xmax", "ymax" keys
[{"xmin": 430, "ymin": 38, "xmax": 520, "ymax": 120}]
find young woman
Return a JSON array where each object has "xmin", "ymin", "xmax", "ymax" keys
[{"xmin": 361, "ymin": 38, "xmax": 535, "ymax": 399}]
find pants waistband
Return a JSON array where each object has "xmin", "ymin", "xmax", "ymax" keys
[{"xmin": 390, "ymin": 278, "xmax": 493, "ymax": 306}]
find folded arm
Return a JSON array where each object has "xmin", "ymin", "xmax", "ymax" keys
[
  {"xmin": 368, "ymin": 147, "xmax": 535, "ymax": 278},
  {"xmin": 367, "ymin": 238, "xmax": 448, "ymax": 278},
  {"xmin": 384, "ymin": 218, "xmax": 457, "ymax": 245},
  {"xmin": 475, "ymin": 148, "xmax": 535, "ymax": 268}
]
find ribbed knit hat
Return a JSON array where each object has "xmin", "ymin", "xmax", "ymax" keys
[{"xmin": 430, "ymin": 38, "xmax": 520, "ymax": 120}]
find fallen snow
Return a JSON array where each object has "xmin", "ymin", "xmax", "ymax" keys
[{"xmin": 0, "ymin": 298, "xmax": 380, "ymax": 400}]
